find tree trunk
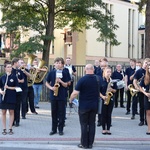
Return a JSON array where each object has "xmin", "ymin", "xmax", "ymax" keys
[
  {"xmin": 145, "ymin": 1, "xmax": 150, "ymax": 58},
  {"xmin": 42, "ymin": 0, "xmax": 55, "ymax": 66}
]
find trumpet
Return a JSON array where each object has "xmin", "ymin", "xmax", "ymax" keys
[
  {"xmin": 20, "ymin": 66, "xmax": 25, "ymax": 72},
  {"xmin": 53, "ymin": 79, "xmax": 60, "ymax": 96}
]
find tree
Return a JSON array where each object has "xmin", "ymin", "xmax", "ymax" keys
[
  {"xmin": 0, "ymin": 0, "xmax": 119, "ymax": 65},
  {"xmin": 138, "ymin": 0, "xmax": 150, "ymax": 58}
]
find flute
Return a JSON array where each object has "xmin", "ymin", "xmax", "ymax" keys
[{"xmin": 2, "ymin": 73, "xmax": 9, "ymax": 101}]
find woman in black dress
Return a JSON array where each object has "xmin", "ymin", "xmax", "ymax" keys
[
  {"xmin": 140, "ymin": 64, "xmax": 150, "ymax": 135},
  {"xmin": 0, "ymin": 60, "xmax": 18, "ymax": 135}
]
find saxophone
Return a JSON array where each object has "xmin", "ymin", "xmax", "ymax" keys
[
  {"xmin": 104, "ymin": 79, "xmax": 113, "ymax": 105},
  {"xmin": 53, "ymin": 78, "xmax": 60, "ymax": 96}
]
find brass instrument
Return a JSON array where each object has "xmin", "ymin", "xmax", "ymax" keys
[
  {"xmin": 20, "ymin": 66, "xmax": 25, "ymax": 72},
  {"xmin": 128, "ymin": 75, "xmax": 144, "ymax": 97},
  {"xmin": 27, "ymin": 54, "xmax": 37, "ymax": 67},
  {"xmin": 34, "ymin": 59, "xmax": 48, "ymax": 83},
  {"xmin": 53, "ymin": 78, "xmax": 60, "ymax": 96},
  {"xmin": 128, "ymin": 84, "xmax": 139, "ymax": 97},
  {"xmin": 27, "ymin": 54, "xmax": 37, "ymax": 87},
  {"xmin": 104, "ymin": 79, "xmax": 113, "ymax": 105}
]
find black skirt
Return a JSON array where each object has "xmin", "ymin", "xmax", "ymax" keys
[
  {"xmin": 0, "ymin": 103, "xmax": 15, "ymax": 110},
  {"xmin": 144, "ymin": 97, "xmax": 150, "ymax": 110}
]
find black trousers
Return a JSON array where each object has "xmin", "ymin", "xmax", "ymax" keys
[
  {"xmin": 51, "ymin": 100, "xmax": 66, "ymax": 132},
  {"xmin": 79, "ymin": 109, "xmax": 97, "ymax": 148},
  {"xmin": 132, "ymin": 94, "xmax": 138, "ymax": 116},
  {"xmin": 68, "ymin": 81, "xmax": 74, "ymax": 97},
  {"xmin": 21, "ymin": 88, "xmax": 28, "ymax": 118},
  {"xmin": 101, "ymin": 100, "xmax": 114, "ymax": 130},
  {"xmin": 114, "ymin": 88, "xmax": 124, "ymax": 107},
  {"xmin": 14, "ymin": 92, "xmax": 22, "ymax": 124},
  {"xmin": 126, "ymin": 90, "xmax": 132, "ymax": 112},
  {"xmin": 138, "ymin": 92, "xmax": 145, "ymax": 122},
  {"xmin": 26, "ymin": 86, "xmax": 36, "ymax": 113}
]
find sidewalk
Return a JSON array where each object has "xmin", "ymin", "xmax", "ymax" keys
[{"xmin": 0, "ymin": 102, "xmax": 150, "ymax": 144}]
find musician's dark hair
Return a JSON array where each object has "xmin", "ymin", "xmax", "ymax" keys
[
  {"xmin": 130, "ymin": 58, "xmax": 136, "ymax": 63},
  {"xmin": 11, "ymin": 57, "xmax": 19, "ymax": 65},
  {"xmin": 144, "ymin": 65, "xmax": 150, "ymax": 85},
  {"xmin": 54, "ymin": 57, "xmax": 65, "ymax": 65},
  {"xmin": 4, "ymin": 60, "xmax": 11, "ymax": 68},
  {"xmin": 99, "ymin": 57, "xmax": 108, "ymax": 62},
  {"xmin": 103, "ymin": 66, "xmax": 111, "ymax": 77}
]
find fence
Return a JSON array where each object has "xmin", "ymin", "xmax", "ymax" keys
[{"xmin": 0, "ymin": 65, "xmax": 129, "ymax": 102}]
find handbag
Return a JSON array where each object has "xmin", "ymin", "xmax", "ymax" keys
[{"xmin": 95, "ymin": 75, "xmax": 102, "ymax": 114}]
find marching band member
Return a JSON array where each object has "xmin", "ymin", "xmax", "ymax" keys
[
  {"xmin": 45, "ymin": 57, "xmax": 71, "ymax": 136},
  {"xmin": 11, "ymin": 58, "xmax": 24, "ymax": 126},
  {"xmin": 100, "ymin": 67, "xmax": 117, "ymax": 135},
  {"xmin": 131, "ymin": 60, "xmax": 142, "ymax": 120},
  {"xmin": 112, "ymin": 64, "xmax": 125, "ymax": 108},
  {"xmin": 94, "ymin": 60, "xmax": 100, "ymax": 74},
  {"xmin": 64, "ymin": 57, "xmax": 77, "ymax": 98},
  {"xmin": 33, "ymin": 59, "xmax": 47, "ymax": 109},
  {"xmin": 133, "ymin": 58, "xmax": 150, "ymax": 126},
  {"xmin": 0, "ymin": 60, "xmax": 18, "ymax": 135},
  {"xmin": 125, "ymin": 59, "xmax": 136, "ymax": 115},
  {"xmin": 140, "ymin": 64, "xmax": 150, "ymax": 134},
  {"xmin": 18, "ymin": 59, "xmax": 37, "ymax": 116},
  {"xmin": 96, "ymin": 58, "xmax": 108, "ymax": 127}
]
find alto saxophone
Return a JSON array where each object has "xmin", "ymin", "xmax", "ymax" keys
[
  {"xmin": 104, "ymin": 79, "xmax": 113, "ymax": 105},
  {"xmin": 53, "ymin": 78, "xmax": 60, "ymax": 96}
]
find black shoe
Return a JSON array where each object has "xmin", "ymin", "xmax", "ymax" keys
[
  {"xmin": 59, "ymin": 131, "xmax": 64, "ymax": 135},
  {"xmin": 131, "ymin": 115, "xmax": 135, "ymax": 120},
  {"xmin": 97, "ymin": 122, "xmax": 101, "ymax": 127},
  {"xmin": 15, "ymin": 123, "xmax": 19, "ymax": 127},
  {"xmin": 125, "ymin": 111, "xmax": 130, "ymax": 115},
  {"xmin": 146, "ymin": 132, "xmax": 150, "ymax": 135},
  {"xmin": 22, "ymin": 117, "xmax": 26, "ymax": 119},
  {"xmin": 77, "ymin": 144, "xmax": 88, "ymax": 149},
  {"xmin": 138, "ymin": 122, "xmax": 144, "ymax": 126},
  {"xmin": 49, "ymin": 131, "xmax": 57, "ymax": 135}
]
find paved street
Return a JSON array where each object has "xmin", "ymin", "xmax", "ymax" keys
[{"xmin": 0, "ymin": 102, "xmax": 150, "ymax": 149}]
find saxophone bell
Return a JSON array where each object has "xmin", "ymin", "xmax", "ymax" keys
[
  {"xmin": 128, "ymin": 84, "xmax": 139, "ymax": 97},
  {"xmin": 53, "ymin": 78, "xmax": 60, "ymax": 96}
]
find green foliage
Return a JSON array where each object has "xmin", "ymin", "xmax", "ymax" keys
[
  {"xmin": 138, "ymin": 0, "xmax": 147, "ymax": 12},
  {"xmin": 0, "ymin": 0, "xmax": 120, "ymax": 62}
]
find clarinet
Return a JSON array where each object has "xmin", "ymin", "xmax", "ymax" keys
[{"xmin": 2, "ymin": 73, "xmax": 9, "ymax": 101}]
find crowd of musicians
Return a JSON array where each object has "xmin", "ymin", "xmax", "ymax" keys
[{"xmin": 0, "ymin": 56, "xmax": 150, "ymax": 149}]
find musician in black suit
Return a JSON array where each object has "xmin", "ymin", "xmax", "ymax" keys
[
  {"xmin": 112, "ymin": 64, "xmax": 125, "ymax": 108},
  {"xmin": 133, "ymin": 58, "xmax": 150, "ymax": 126},
  {"xmin": 12, "ymin": 58, "xmax": 24, "ymax": 127},
  {"xmin": 46, "ymin": 57, "xmax": 71, "ymax": 136},
  {"xmin": 125, "ymin": 59, "xmax": 136, "ymax": 115}
]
